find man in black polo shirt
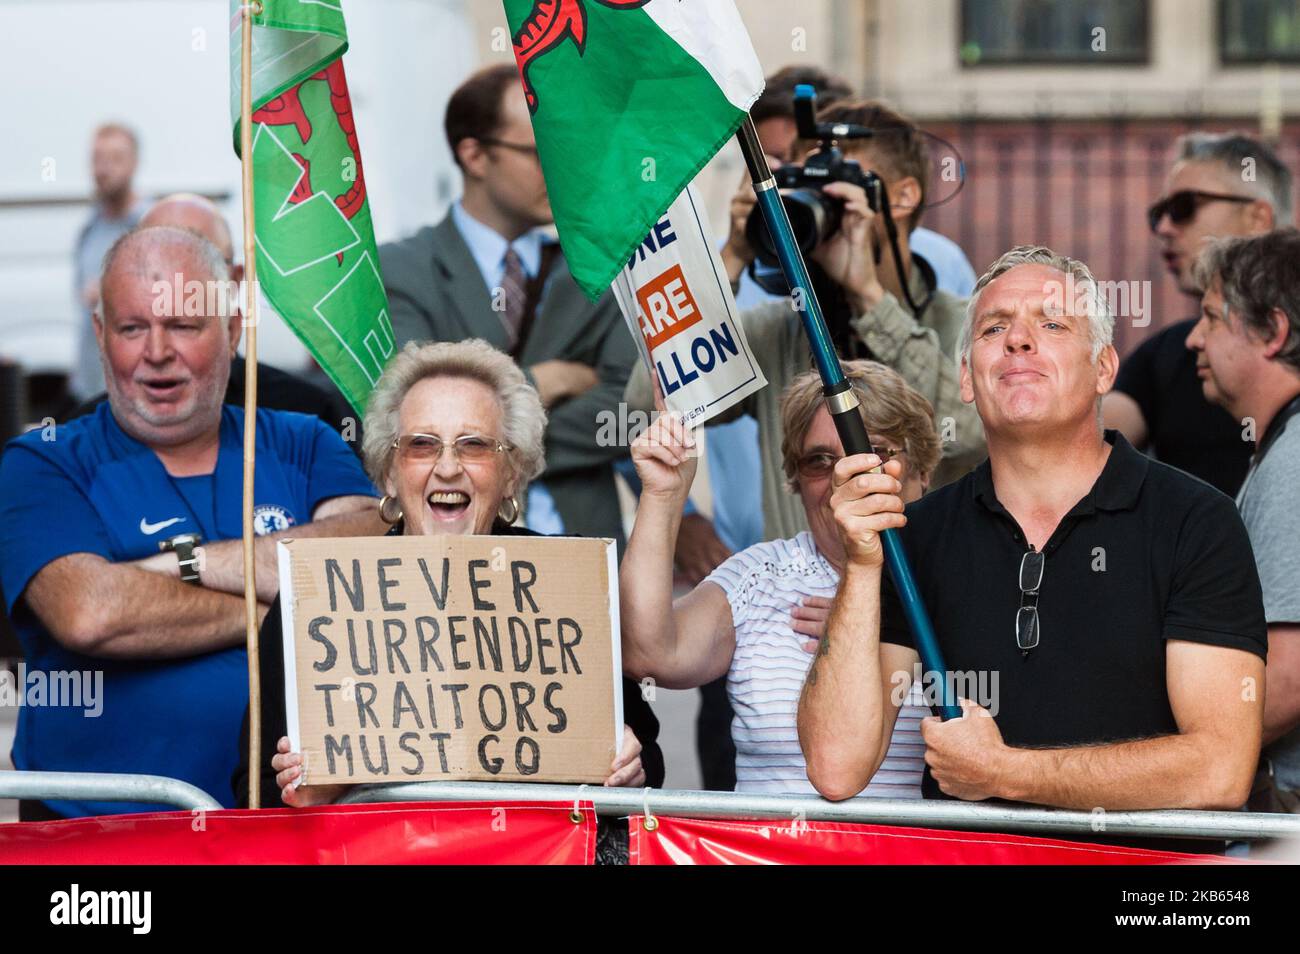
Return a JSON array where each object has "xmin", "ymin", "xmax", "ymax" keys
[
  {"xmin": 799, "ymin": 245, "xmax": 1266, "ymax": 820},
  {"xmin": 1103, "ymin": 132, "xmax": 1292, "ymax": 497}
]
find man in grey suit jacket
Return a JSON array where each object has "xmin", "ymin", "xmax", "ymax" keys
[{"xmin": 380, "ymin": 65, "xmax": 637, "ymax": 548}]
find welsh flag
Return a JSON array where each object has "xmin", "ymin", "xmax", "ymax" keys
[
  {"xmin": 229, "ymin": 1, "xmax": 392, "ymax": 413},
  {"xmin": 504, "ymin": 0, "xmax": 764, "ymax": 300}
]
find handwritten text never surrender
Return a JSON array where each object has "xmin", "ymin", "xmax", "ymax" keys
[{"xmin": 304, "ymin": 554, "xmax": 587, "ymax": 779}]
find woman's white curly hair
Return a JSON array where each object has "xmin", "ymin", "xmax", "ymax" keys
[{"xmin": 361, "ymin": 339, "xmax": 548, "ymax": 491}]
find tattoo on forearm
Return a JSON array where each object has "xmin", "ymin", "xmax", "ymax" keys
[{"xmin": 807, "ymin": 634, "xmax": 830, "ymax": 686}]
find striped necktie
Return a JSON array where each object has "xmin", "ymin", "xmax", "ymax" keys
[{"xmin": 500, "ymin": 247, "xmax": 528, "ymax": 349}]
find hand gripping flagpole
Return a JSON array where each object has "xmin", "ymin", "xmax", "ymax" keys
[
  {"xmin": 734, "ymin": 118, "xmax": 959, "ymax": 720},
  {"xmin": 239, "ymin": 0, "xmax": 264, "ymax": 807}
]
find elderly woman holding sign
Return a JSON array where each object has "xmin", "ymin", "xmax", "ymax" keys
[
  {"xmin": 623, "ymin": 361, "xmax": 939, "ymax": 797},
  {"xmin": 234, "ymin": 340, "xmax": 658, "ymax": 808}
]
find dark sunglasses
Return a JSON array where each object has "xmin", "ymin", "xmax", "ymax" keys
[
  {"xmin": 1146, "ymin": 190, "xmax": 1254, "ymax": 232},
  {"xmin": 1016, "ymin": 547, "xmax": 1044, "ymax": 655}
]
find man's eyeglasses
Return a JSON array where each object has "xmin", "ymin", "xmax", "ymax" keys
[
  {"xmin": 394, "ymin": 433, "xmax": 511, "ymax": 465},
  {"xmin": 1016, "ymin": 547, "xmax": 1044, "ymax": 654},
  {"xmin": 1146, "ymin": 190, "xmax": 1254, "ymax": 232},
  {"xmin": 795, "ymin": 446, "xmax": 902, "ymax": 480},
  {"xmin": 479, "ymin": 137, "xmax": 540, "ymax": 162}
]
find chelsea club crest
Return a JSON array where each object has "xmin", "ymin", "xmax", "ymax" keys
[{"xmin": 252, "ymin": 504, "xmax": 296, "ymax": 536}]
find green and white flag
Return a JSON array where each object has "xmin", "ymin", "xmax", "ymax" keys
[
  {"xmin": 504, "ymin": 0, "xmax": 764, "ymax": 300},
  {"xmin": 229, "ymin": 0, "xmax": 392, "ymax": 413}
]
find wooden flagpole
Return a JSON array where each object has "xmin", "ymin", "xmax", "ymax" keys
[{"xmin": 239, "ymin": 0, "xmax": 264, "ymax": 810}]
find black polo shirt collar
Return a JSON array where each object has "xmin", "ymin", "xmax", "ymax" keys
[{"xmin": 971, "ymin": 429, "xmax": 1149, "ymax": 522}]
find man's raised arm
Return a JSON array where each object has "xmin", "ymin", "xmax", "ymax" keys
[{"xmin": 798, "ymin": 452, "xmax": 915, "ymax": 801}]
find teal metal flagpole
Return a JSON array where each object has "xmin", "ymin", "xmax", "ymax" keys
[{"xmin": 734, "ymin": 117, "xmax": 959, "ymax": 720}]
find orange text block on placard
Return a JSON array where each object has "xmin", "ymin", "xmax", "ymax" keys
[{"xmin": 635, "ymin": 263, "xmax": 703, "ymax": 350}]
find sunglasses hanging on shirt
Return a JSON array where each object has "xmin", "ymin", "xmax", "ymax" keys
[{"xmin": 1016, "ymin": 547, "xmax": 1044, "ymax": 655}]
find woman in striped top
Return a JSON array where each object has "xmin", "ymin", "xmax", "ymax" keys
[{"xmin": 622, "ymin": 361, "xmax": 942, "ymax": 798}]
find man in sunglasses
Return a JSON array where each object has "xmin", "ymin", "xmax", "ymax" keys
[
  {"xmin": 798, "ymin": 246, "xmax": 1266, "ymax": 845},
  {"xmin": 380, "ymin": 65, "xmax": 638, "ymax": 549},
  {"xmin": 1187, "ymin": 230, "xmax": 1300, "ymax": 813},
  {"xmin": 1104, "ymin": 132, "xmax": 1292, "ymax": 497}
]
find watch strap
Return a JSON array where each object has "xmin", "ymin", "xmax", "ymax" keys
[{"xmin": 160, "ymin": 534, "xmax": 203, "ymax": 585}]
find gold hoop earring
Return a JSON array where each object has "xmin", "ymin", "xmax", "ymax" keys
[
  {"xmin": 497, "ymin": 495, "xmax": 520, "ymax": 525},
  {"xmin": 379, "ymin": 495, "xmax": 403, "ymax": 525}
]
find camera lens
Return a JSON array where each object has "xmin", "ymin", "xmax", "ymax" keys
[{"xmin": 744, "ymin": 188, "xmax": 842, "ymax": 267}]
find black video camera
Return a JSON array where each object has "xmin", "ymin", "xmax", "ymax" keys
[{"xmin": 743, "ymin": 84, "xmax": 888, "ymax": 267}]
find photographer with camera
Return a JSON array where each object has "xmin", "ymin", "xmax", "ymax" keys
[{"xmin": 627, "ymin": 97, "xmax": 985, "ymax": 542}]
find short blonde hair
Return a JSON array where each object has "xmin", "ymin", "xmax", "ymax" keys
[
  {"xmin": 362, "ymin": 339, "xmax": 547, "ymax": 489},
  {"xmin": 779, "ymin": 360, "xmax": 941, "ymax": 493}
]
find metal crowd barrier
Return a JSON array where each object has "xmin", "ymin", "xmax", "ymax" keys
[
  {"xmin": 4, "ymin": 770, "xmax": 1298, "ymax": 844},
  {"xmin": 0, "ymin": 771, "xmax": 221, "ymax": 812},
  {"xmin": 343, "ymin": 781, "xmax": 1300, "ymax": 843}
]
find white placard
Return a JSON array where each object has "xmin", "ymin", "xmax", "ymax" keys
[{"xmin": 613, "ymin": 184, "xmax": 766, "ymax": 426}]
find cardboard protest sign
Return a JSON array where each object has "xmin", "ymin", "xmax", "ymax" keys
[
  {"xmin": 613, "ymin": 183, "xmax": 767, "ymax": 426},
  {"xmin": 277, "ymin": 535, "xmax": 622, "ymax": 786}
]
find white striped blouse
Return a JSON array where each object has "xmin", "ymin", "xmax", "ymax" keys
[{"xmin": 705, "ymin": 531, "xmax": 927, "ymax": 798}]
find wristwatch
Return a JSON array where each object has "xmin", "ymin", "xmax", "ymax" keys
[{"xmin": 159, "ymin": 533, "xmax": 204, "ymax": 585}]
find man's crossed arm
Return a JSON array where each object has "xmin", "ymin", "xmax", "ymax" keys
[
  {"xmin": 135, "ymin": 495, "xmax": 382, "ymax": 604},
  {"xmin": 918, "ymin": 640, "xmax": 1263, "ymax": 811},
  {"xmin": 24, "ymin": 495, "xmax": 382, "ymax": 659},
  {"xmin": 25, "ymin": 553, "xmax": 261, "ymax": 659}
]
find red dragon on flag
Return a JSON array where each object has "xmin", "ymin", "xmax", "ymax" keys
[
  {"xmin": 511, "ymin": 0, "xmax": 650, "ymax": 112},
  {"xmin": 231, "ymin": 1, "xmax": 393, "ymax": 413},
  {"xmin": 252, "ymin": 60, "xmax": 368, "ymax": 227}
]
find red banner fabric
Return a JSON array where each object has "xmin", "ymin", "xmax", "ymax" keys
[
  {"xmin": 627, "ymin": 816, "xmax": 1229, "ymax": 865},
  {"xmin": 0, "ymin": 801, "xmax": 596, "ymax": 865}
]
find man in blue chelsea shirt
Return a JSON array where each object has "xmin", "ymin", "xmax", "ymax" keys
[{"xmin": 0, "ymin": 226, "xmax": 381, "ymax": 819}]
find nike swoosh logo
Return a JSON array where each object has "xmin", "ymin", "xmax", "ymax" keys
[{"xmin": 140, "ymin": 516, "xmax": 184, "ymax": 535}]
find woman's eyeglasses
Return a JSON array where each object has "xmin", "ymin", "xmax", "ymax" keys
[
  {"xmin": 795, "ymin": 446, "xmax": 902, "ymax": 480},
  {"xmin": 1146, "ymin": 190, "xmax": 1254, "ymax": 232},
  {"xmin": 394, "ymin": 433, "xmax": 511, "ymax": 465},
  {"xmin": 1016, "ymin": 547, "xmax": 1044, "ymax": 655}
]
